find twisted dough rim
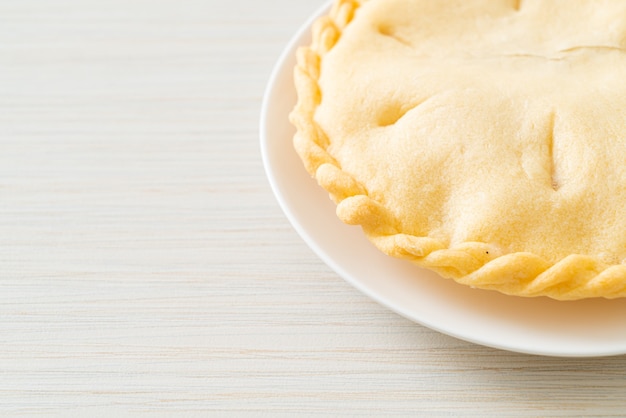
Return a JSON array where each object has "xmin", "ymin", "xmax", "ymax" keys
[{"xmin": 289, "ymin": 0, "xmax": 626, "ymax": 300}]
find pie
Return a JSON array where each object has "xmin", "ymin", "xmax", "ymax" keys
[{"xmin": 289, "ymin": 0, "xmax": 626, "ymax": 300}]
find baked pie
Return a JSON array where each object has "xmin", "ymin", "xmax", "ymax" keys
[{"xmin": 290, "ymin": 0, "xmax": 626, "ymax": 300}]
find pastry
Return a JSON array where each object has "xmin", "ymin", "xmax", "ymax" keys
[{"xmin": 290, "ymin": 0, "xmax": 626, "ymax": 299}]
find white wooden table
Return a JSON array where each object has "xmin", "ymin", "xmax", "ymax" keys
[{"xmin": 2, "ymin": 0, "xmax": 626, "ymax": 415}]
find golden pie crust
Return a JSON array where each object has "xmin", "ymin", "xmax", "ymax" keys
[{"xmin": 290, "ymin": 0, "xmax": 626, "ymax": 300}]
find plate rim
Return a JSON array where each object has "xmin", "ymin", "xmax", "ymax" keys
[{"xmin": 259, "ymin": 0, "xmax": 626, "ymax": 358}]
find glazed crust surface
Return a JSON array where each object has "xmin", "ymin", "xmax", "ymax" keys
[{"xmin": 290, "ymin": 0, "xmax": 626, "ymax": 299}]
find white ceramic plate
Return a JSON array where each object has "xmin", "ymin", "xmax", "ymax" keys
[{"xmin": 260, "ymin": 2, "xmax": 626, "ymax": 357}]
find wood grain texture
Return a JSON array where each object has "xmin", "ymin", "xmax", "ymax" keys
[{"xmin": 1, "ymin": 0, "xmax": 626, "ymax": 415}]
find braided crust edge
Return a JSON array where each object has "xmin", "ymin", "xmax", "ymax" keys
[{"xmin": 288, "ymin": 0, "xmax": 626, "ymax": 300}]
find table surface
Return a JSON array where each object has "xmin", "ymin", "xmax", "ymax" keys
[{"xmin": 3, "ymin": 0, "xmax": 626, "ymax": 415}]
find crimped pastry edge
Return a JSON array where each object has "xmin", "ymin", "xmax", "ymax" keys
[{"xmin": 288, "ymin": 0, "xmax": 626, "ymax": 300}]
